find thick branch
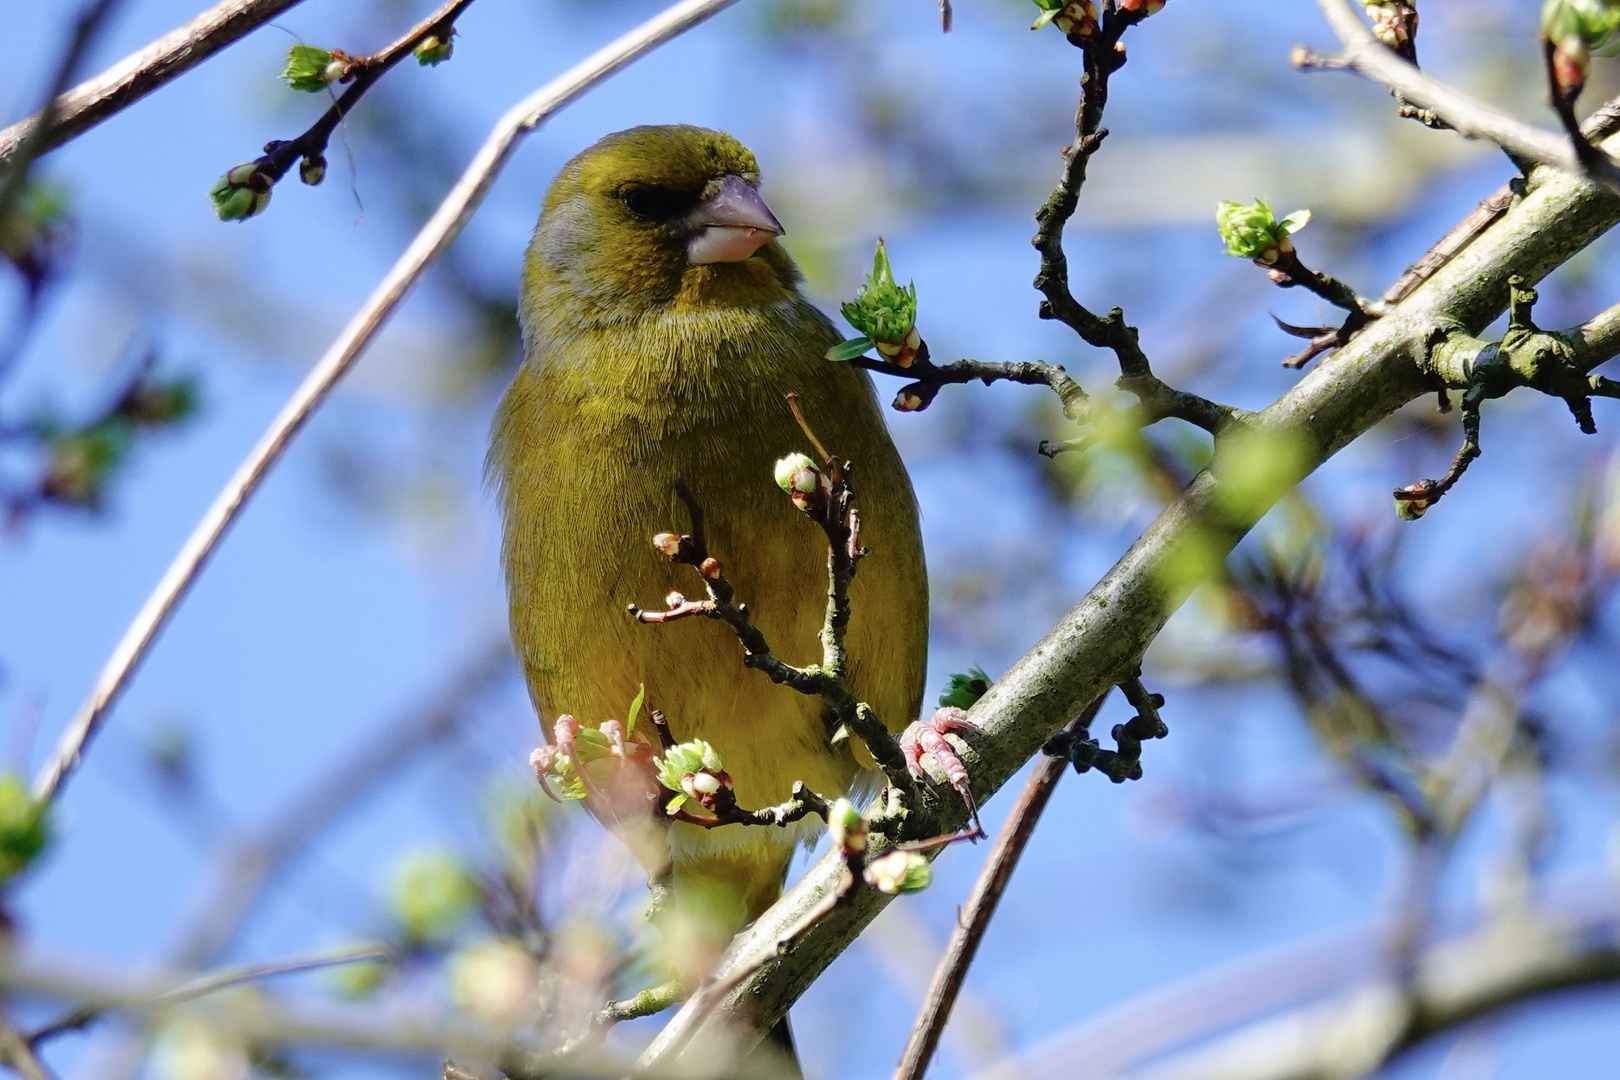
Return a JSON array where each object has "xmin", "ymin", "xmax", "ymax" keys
[
  {"xmin": 0, "ymin": 0, "xmax": 311, "ymax": 167},
  {"xmin": 639, "ymin": 130, "xmax": 1620, "ymax": 1070}
]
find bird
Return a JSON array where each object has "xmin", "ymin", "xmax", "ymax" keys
[{"xmin": 488, "ymin": 125, "xmax": 928, "ymax": 1008}]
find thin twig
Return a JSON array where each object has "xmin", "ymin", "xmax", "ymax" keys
[
  {"xmin": 0, "ymin": 1016, "xmax": 57, "ymax": 1080},
  {"xmin": 33, "ymin": 0, "xmax": 744, "ymax": 806},
  {"xmin": 0, "ymin": 0, "xmax": 126, "ymax": 204},
  {"xmin": 0, "ymin": 0, "xmax": 310, "ymax": 168},
  {"xmin": 238, "ymin": 0, "xmax": 477, "ymax": 190},
  {"xmin": 1302, "ymin": 0, "xmax": 1620, "ymax": 194},
  {"xmin": 892, "ymin": 692, "xmax": 1109, "ymax": 1080}
]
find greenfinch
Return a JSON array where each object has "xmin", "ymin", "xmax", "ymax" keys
[{"xmin": 489, "ymin": 125, "xmax": 928, "ymax": 978}]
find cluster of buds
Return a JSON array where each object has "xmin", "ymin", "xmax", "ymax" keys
[
  {"xmin": 1030, "ymin": 0, "xmax": 1099, "ymax": 35},
  {"xmin": 209, "ymin": 163, "xmax": 273, "ymax": 222},
  {"xmin": 529, "ymin": 695, "xmax": 659, "ymax": 807},
  {"xmin": 414, "ymin": 29, "xmax": 455, "ymax": 66},
  {"xmin": 1216, "ymin": 198, "xmax": 1312, "ymax": 268},
  {"xmin": 281, "ymin": 44, "xmax": 353, "ymax": 92},
  {"xmin": 1364, "ymin": 2, "xmax": 1416, "ymax": 50},
  {"xmin": 1543, "ymin": 0, "xmax": 1620, "ymax": 101},
  {"xmin": 655, "ymin": 739, "xmax": 734, "ymax": 817},
  {"xmin": 774, "ymin": 452, "xmax": 834, "ymax": 515},
  {"xmin": 827, "ymin": 239, "xmax": 921, "ymax": 367}
]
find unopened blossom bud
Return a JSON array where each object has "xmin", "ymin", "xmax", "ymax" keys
[
  {"xmin": 210, "ymin": 164, "xmax": 273, "ymax": 222},
  {"xmin": 665, "ymin": 590, "xmax": 686, "ymax": 608},
  {"xmin": 827, "ymin": 798, "xmax": 868, "ymax": 855},
  {"xmin": 414, "ymin": 31, "xmax": 454, "ymax": 66},
  {"xmin": 652, "ymin": 531, "xmax": 684, "ymax": 558},
  {"xmin": 299, "ymin": 153, "xmax": 326, "ymax": 186},
  {"xmin": 774, "ymin": 452, "xmax": 818, "ymax": 494},
  {"xmin": 699, "ymin": 557, "xmax": 722, "ymax": 579},
  {"xmin": 1118, "ymin": 0, "xmax": 1165, "ymax": 13},
  {"xmin": 863, "ymin": 850, "xmax": 932, "ymax": 894},
  {"xmin": 894, "ymin": 389, "xmax": 925, "ymax": 412}
]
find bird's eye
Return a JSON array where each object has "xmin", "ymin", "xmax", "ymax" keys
[{"xmin": 621, "ymin": 185, "xmax": 683, "ymax": 221}]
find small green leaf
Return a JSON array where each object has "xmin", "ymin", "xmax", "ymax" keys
[
  {"xmin": 1278, "ymin": 209, "xmax": 1312, "ymax": 235},
  {"xmin": 825, "ymin": 336, "xmax": 875, "ymax": 362},
  {"xmin": 626, "ymin": 684, "xmax": 646, "ymax": 736},
  {"xmin": 938, "ymin": 667, "xmax": 991, "ymax": 709},
  {"xmin": 391, "ymin": 851, "xmax": 479, "ymax": 943},
  {"xmin": 281, "ymin": 44, "xmax": 341, "ymax": 93}
]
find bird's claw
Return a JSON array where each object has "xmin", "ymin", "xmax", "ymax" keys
[{"xmin": 900, "ymin": 706, "xmax": 986, "ymax": 839}]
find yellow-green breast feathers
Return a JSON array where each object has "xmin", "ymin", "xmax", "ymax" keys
[{"xmin": 489, "ymin": 125, "xmax": 927, "ymax": 933}]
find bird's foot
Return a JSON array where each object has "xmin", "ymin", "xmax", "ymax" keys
[{"xmin": 899, "ymin": 706, "xmax": 986, "ymax": 839}]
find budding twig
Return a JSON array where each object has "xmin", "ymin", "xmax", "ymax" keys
[{"xmin": 35, "ymin": 0, "xmax": 746, "ymax": 807}]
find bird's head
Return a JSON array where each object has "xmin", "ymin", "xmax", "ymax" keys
[{"xmin": 522, "ymin": 125, "xmax": 799, "ymax": 330}]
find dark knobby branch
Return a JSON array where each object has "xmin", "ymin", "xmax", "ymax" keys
[
  {"xmin": 630, "ymin": 463, "xmax": 919, "ymax": 804},
  {"xmin": 1027, "ymin": 4, "xmax": 1242, "ymax": 446},
  {"xmin": 1043, "ymin": 669, "xmax": 1166, "ymax": 783},
  {"xmin": 1398, "ymin": 277, "xmax": 1620, "ymax": 517},
  {"xmin": 209, "ymin": 0, "xmax": 477, "ymax": 219},
  {"xmin": 638, "ymin": 108, "xmax": 1620, "ymax": 1071}
]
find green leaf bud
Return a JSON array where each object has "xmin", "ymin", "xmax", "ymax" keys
[
  {"xmin": 1216, "ymin": 198, "xmax": 1309, "ymax": 265},
  {"xmin": 414, "ymin": 31, "xmax": 455, "ymax": 66},
  {"xmin": 0, "ymin": 776, "xmax": 49, "ymax": 883},
  {"xmin": 655, "ymin": 740, "xmax": 725, "ymax": 794},
  {"xmin": 840, "ymin": 239, "xmax": 918, "ymax": 348},
  {"xmin": 210, "ymin": 164, "xmax": 272, "ymax": 222},
  {"xmin": 282, "ymin": 44, "xmax": 344, "ymax": 92},
  {"xmin": 863, "ymin": 850, "xmax": 932, "ymax": 894}
]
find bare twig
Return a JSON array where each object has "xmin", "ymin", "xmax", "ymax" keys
[
  {"xmin": 33, "ymin": 0, "xmax": 744, "ymax": 806},
  {"xmin": 1302, "ymin": 0, "xmax": 1620, "ymax": 194},
  {"xmin": 0, "ymin": 1016, "xmax": 57, "ymax": 1080},
  {"xmin": 0, "ymin": 0, "xmax": 310, "ymax": 168},
  {"xmin": 893, "ymin": 692, "xmax": 1109, "ymax": 1080},
  {"xmin": 0, "ymin": 0, "xmax": 125, "ymax": 199}
]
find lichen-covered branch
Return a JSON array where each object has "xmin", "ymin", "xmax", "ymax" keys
[{"xmin": 638, "ymin": 127, "xmax": 1620, "ymax": 1073}]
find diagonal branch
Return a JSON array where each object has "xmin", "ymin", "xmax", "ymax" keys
[
  {"xmin": 637, "ymin": 126, "xmax": 1620, "ymax": 1072},
  {"xmin": 0, "ymin": 0, "xmax": 312, "ymax": 168},
  {"xmin": 1302, "ymin": 0, "xmax": 1620, "ymax": 194},
  {"xmin": 31, "ymin": 0, "xmax": 745, "ymax": 807}
]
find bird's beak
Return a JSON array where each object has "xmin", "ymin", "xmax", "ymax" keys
[{"xmin": 685, "ymin": 174, "xmax": 785, "ymax": 265}]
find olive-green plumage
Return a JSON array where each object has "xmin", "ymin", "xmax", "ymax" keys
[{"xmin": 489, "ymin": 126, "xmax": 927, "ymax": 952}]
